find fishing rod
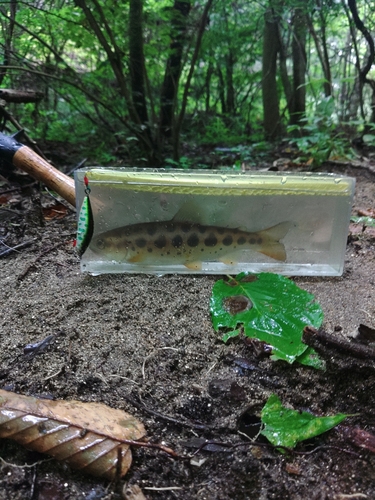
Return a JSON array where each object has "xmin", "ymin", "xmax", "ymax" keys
[{"xmin": 0, "ymin": 131, "xmax": 76, "ymax": 207}]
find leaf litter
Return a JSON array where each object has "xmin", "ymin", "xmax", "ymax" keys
[
  {"xmin": 260, "ymin": 394, "xmax": 348, "ymax": 450},
  {"xmin": 0, "ymin": 389, "xmax": 145, "ymax": 480},
  {"xmin": 210, "ymin": 272, "xmax": 325, "ymax": 368}
]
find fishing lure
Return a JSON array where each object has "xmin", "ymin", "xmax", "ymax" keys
[{"xmin": 75, "ymin": 175, "xmax": 94, "ymax": 256}]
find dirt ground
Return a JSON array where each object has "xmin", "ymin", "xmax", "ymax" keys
[{"xmin": 1, "ymin": 164, "xmax": 375, "ymax": 500}]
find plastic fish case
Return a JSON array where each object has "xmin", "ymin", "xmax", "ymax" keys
[{"xmin": 74, "ymin": 168, "xmax": 355, "ymax": 276}]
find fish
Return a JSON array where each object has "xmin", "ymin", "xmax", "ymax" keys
[{"xmin": 89, "ymin": 217, "xmax": 291, "ymax": 270}]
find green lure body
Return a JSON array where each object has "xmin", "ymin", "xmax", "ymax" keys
[{"xmin": 76, "ymin": 196, "xmax": 94, "ymax": 256}]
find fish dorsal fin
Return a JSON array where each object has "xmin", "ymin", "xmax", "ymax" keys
[{"xmin": 172, "ymin": 201, "xmax": 201, "ymax": 223}]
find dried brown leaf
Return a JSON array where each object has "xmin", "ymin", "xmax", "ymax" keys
[
  {"xmin": 357, "ymin": 208, "xmax": 375, "ymax": 218},
  {"xmin": 0, "ymin": 389, "xmax": 145, "ymax": 480},
  {"xmin": 341, "ymin": 425, "xmax": 375, "ymax": 453},
  {"xmin": 42, "ymin": 202, "xmax": 68, "ymax": 221}
]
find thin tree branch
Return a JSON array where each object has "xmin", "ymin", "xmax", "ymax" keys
[{"xmin": 174, "ymin": 0, "xmax": 215, "ymax": 160}]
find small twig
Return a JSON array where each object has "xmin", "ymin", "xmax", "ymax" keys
[
  {"xmin": 0, "ymin": 186, "xmax": 21, "ymax": 195},
  {"xmin": 335, "ymin": 494, "xmax": 368, "ymax": 499},
  {"xmin": 29, "ymin": 465, "xmax": 37, "ymax": 500},
  {"xmin": 359, "ymin": 309, "xmax": 374, "ymax": 321},
  {"xmin": 43, "ymin": 187, "xmax": 75, "ymax": 211},
  {"xmin": 0, "ymin": 206, "xmax": 23, "ymax": 215},
  {"xmin": 43, "ymin": 366, "xmax": 64, "ymax": 381},
  {"xmin": 115, "ymin": 447, "xmax": 123, "ymax": 484},
  {"xmin": 189, "ymin": 439, "xmax": 361, "ymax": 458},
  {"xmin": 0, "ymin": 456, "xmax": 53, "ymax": 469},
  {"xmin": 124, "ymin": 393, "xmax": 211, "ymax": 431},
  {"xmin": 144, "ymin": 487, "xmax": 184, "ymax": 491},
  {"xmin": 0, "ymin": 239, "xmax": 36, "ymax": 257},
  {"xmin": 302, "ymin": 326, "xmax": 375, "ymax": 361},
  {"xmin": 17, "ymin": 241, "xmax": 67, "ymax": 280},
  {"xmin": 126, "ymin": 439, "xmax": 182, "ymax": 459},
  {"xmin": 290, "ymin": 445, "xmax": 361, "ymax": 458},
  {"xmin": 66, "ymin": 158, "xmax": 87, "ymax": 176}
]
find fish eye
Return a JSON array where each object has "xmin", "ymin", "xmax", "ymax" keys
[{"xmin": 96, "ymin": 238, "xmax": 105, "ymax": 250}]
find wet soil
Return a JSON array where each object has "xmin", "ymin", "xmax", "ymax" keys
[{"xmin": 1, "ymin": 165, "xmax": 375, "ymax": 500}]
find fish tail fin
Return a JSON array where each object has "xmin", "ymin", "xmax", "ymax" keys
[
  {"xmin": 257, "ymin": 221, "xmax": 292, "ymax": 262},
  {"xmin": 257, "ymin": 241, "xmax": 287, "ymax": 261}
]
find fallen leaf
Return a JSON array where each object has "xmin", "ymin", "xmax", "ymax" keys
[
  {"xmin": 260, "ymin": 394, "xmax": 348, "ymax": 450},
  {"xmin": 350, "ymin": 216, "xmax": 375, "ymax": 227},
  {"xmin": 0, "ymin": 389, "xmax": 145, "ymax": 479},
  {"xmin": 341, "ymin": 426, "xmax": 375, "ymax": 453},
  {"xmin": 42, "ymin": 202, "xmax": 68, "ymax": 221},
  {"xmin": 0, "ymin": 192, "xmax": 22, "ymax": 205},
  {"xmin": 210, "ymin": 272, "xmax": 324, "ymax": 368},
  {"xmin": 357, "ymin": 208, "xmax": 375, "ymax": 218}
]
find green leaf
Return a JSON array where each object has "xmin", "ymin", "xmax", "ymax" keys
[
  {"xmin": 210, "ymin": 273, "xmax": 324, "ymax": 367},
  {"xmin": 351, "ymin": 216, "xmax": 375, "ymax": 227},
  {"xmin": 295, "ymin": 346, "xmax": 326, "ymax": 370},
  {"xmin": 260, "ymin": 394, "xmax": 348, "ymax": 449}
]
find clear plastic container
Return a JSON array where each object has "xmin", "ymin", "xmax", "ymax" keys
[{"xmin": 74, "ymin": 168, "xmax": 355, "ymax": 276}]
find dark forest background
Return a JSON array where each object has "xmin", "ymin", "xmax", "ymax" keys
[{"xmin": 1, "ymin": 0, "xmax": 375, "ymax": 169}]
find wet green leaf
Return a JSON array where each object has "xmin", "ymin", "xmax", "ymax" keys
[
  {"xmin": 210, "ymin": 272, "xmax": 324, "ymax": 367},
  {"xmin": 295, "ymin": 346, "xmax": 326, "ymax": 370},
  {"xmin": 260, "ymin": 394, "xmax": 348, "ymax": 449},
  {"xmin": 351, "ymin": 216, "xmax": 375, "ymax": 227}
]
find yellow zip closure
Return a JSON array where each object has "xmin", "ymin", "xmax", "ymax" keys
[{"xmin": 83, "ymin": 168, "xmax": 355, "ymax": 197}]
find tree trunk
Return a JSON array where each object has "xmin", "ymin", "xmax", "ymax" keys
[
  {"xmin": 205, "ymin": 60, "xmax": 213, "ymax": 112},
  {"xmin": 347, "ymin": 0, "xmax": 375, "ymax": 125},
  {"xmin": 278, "ymin": 28, "xmax": 292, "ymax": 114},
  {"xmin": 217, "ymin": 65, "xmax": 226, "ymax": 114},
  {"xmin": 225, "ymin": 51, "xmax": 235, "ymax": 114},
  {"xmin": 289, "ymin": 7, "xmax": 307, "ymax": 126},
  {"xmin": 0, "ymin": 0, "xmax": 17, "ymax": 86},
  {"xmin": 173, "ymin": 0, "xmax": 214, "ymax": 160},
  {"xmin": 262, "ymin": 7, "xmax": 281, "ymax": 139},
  {"xmin": 129, "ymin": 0, "xmax": 149, "ymax": 126},
  {"xmin": 159, "ymin": 1, "xmax": 191, "ymax": 141},
  {"xmin": 307, "ymin": 12, "xmax": 332, "ymax": 98}
]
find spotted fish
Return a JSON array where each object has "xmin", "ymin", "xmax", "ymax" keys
[{"xmin": 89, "ymin": 218, "xmax": 291, "ymax": 270}]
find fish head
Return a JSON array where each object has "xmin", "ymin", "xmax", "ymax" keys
[{"xmin": 90, "ymin": 232, "xmax": 130, "ymax": 260}]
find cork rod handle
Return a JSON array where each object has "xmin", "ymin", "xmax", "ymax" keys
[{"xmin": 12, "ymin": 145, "xmax": 76, "ymax": 207}]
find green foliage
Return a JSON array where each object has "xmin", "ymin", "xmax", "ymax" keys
[
  {"xmin": 214, "ymin": 142, "xmax": 273, "ymax": 169},
  {"xmin": 164, "ymin": 156, "xmax": 204, "ymax": 170},
  {"xmin": 351, "ymin": 216, "xmax": 375, "ymax": 227},
  {"xmin": 287, "ymin": 97, "xmax": 353, "ymax": 167},
  {"xmin": 2, "ymin": 0, "xmax": 374, "ymax": 163},
  {"xmin": 188, "ymin": 115, "xmax": 248, "ymax": 147},
  {"xmin": 210, "ymin": 272, "xmax": 324, "ymax": 369},
  {"xmin": 362, "ymin": 134, "xmax": 375, "ymax": 146},
  {"xmin": 261, "ymin": 394, "xmax": 348, "ymax": 449}
]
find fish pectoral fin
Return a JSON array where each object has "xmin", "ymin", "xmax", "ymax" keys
[
  {"xmin": 184, "ymin": 261, "xmax": 202, "ymax": 270},
  {"xmin": 128, "ymin": 254, "xmax": 144, "ymax": 263},
  {"xmin": 219, "ymin": 256, "xmax": 238, "ymax": 266},
  {"xmin": 218, "ymin": 248, "xmax": 245, "ymax": 265},
  {"xmin": 258, "ymin": 242, "xmax": 286, "ymax": 262}
]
